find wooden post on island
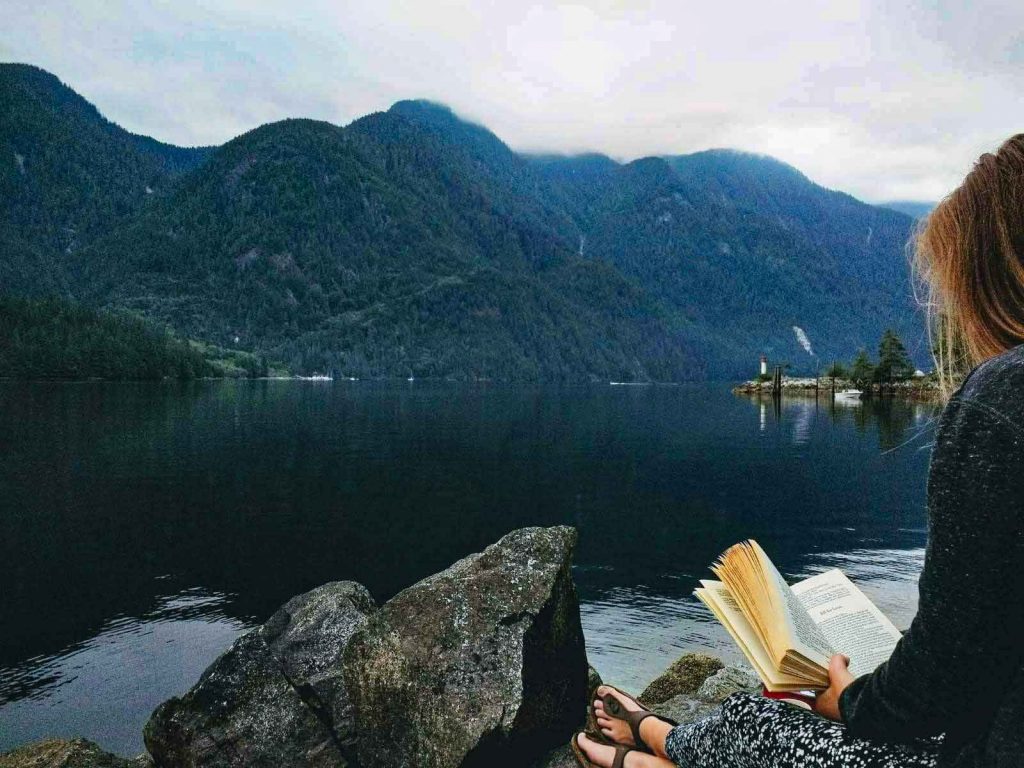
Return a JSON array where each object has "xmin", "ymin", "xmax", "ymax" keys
[{"xmin": 772, "ymin": 364, "xmax": 782, "ymax": 419}]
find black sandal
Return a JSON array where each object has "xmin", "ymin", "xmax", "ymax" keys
[
  {"xmin": 571, "ymin": 732, "xmax": 636, "ymax": 768},
  {"xmin": 597, "ymin": 685, "xmax": 678, "ymax": 753}
]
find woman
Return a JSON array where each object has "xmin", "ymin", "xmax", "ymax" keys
[{"xmin": 573, "ymin": 134, "xmax": 1024, "ymax": 768}]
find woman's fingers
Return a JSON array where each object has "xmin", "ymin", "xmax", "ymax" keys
[
  {"xmin": 828, "ymin": 654, "xmax": 855, "ymax": 687},
  {"xmin": 814, "ymin": 653, "xmax": 856, "ymax": 722}
]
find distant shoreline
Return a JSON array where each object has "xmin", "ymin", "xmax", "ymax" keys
[{"xmin": 731, "ymin": 376, "xmax": 942, "ymax": 401}]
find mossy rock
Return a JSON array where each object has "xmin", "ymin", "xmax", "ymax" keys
[
  {"xmin": 639, "ymin": 653, "xmax": 724, "ymax": 705},
  {"xmin": 343, "ymin": 526, "xmax": 587, "ymax": 768},
  {"xmin": 0, "ymin": 739, "xmax": 150, "ymax": 768}
]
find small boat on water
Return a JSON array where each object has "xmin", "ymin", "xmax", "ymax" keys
[{"xmin": 834, "ymin": 389, "xmax": 863, "ymax": 401}]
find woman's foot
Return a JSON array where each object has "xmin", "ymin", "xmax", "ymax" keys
[
  {"xmin": 593, "ymin": 685, "xmax": 645, "ymax": 746},
  {"xmin": 576, "ymin": 733, "xmax": 675, "ymax": 768}
]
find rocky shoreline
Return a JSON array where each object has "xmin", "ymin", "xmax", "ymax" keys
[
  {"xmin": 0, "ymin": 527, "xmax": 759, "ymax": 768},
  {"xmin": 732, "ymin": 376, "xmax": 941, "ymax": 401}
]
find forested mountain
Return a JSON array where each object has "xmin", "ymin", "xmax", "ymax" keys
[
  {"xmin": 75, "ymin": 114, "xmax": 693, "ymax": 380},
  {"xmin": 0, "ymin": 64, "xmax": 211, "ymax": 294},
  {"xmin": 0, "ymin": 296, "xmax": 211, "ymax": 380},
  {"xmin": 544, "ymin": 149, "xmax": 925, "ymax": 374},
  {"xmin": 0, "ymin": 63, "xmax": 926, "ymax": 380},
  {"xmin": 0, "ymin": 295, "xmax": 280, "ymax": 380}
]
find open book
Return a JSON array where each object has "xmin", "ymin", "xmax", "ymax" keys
[{"xmin": 694, "ymin": 540, "xmax": 902, "ymax": 692}]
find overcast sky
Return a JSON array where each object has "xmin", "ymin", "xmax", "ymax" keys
[{"xmin": 3, "ymin": 1, "xmax": 1021, "ymax": 202}]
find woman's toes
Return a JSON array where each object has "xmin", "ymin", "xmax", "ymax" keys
[
  {"xmin": 608, "ymin": 687, "xmax": 640, "ymax": 712},
  {"xmin": 578, "ymin": 733, "xmax": 613, "ymax": 766}
]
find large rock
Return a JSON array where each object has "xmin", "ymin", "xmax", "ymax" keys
[
  {"xmin": 144, "ymin": 581, "xmax": 375, "ymax": 767},
  {"xmin": 343, "ymin": 526, "xmax": 588, "ymax": 768},
  {"xmin": 0, "ymin": 739, "xmax": 151, "ymax": 768},
  {"xmin": 639, "ymin": 652, "xmax": 724, "ymax": 705},
  {"xmin": 696, "ymin": 665, "xmax": 761, "ymax": 702}
]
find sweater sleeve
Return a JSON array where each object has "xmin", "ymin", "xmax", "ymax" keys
[{"xmin": 839, "ymin": 395, "xmax": 1024, "ymax": 742}]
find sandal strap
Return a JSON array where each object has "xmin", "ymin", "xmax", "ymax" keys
[
  {"xmin": 601, "ymin": 690, "xmax": 679, "ymax": 752},
  {"xmin": 612, "ymin": 745, "xmax": 632, "ymax": 768}
]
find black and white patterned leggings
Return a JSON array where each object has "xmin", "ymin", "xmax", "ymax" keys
[{"xmin": 665, "ymin": 693, "xmax": 941, "ymax": 768}]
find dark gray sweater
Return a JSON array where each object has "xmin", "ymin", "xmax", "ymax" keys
[{"xmin": 840, "ymin": 344, "xmax": 1024, "ymax": 768}]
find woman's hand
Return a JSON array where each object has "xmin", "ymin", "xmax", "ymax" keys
[{"xmin": 814, "ymin": 654, "xmax": 855, "ymax": 721}]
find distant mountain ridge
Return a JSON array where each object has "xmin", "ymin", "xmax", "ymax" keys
[
  {"xmin": 880, "ymin": 200, "xmax": 935, "ymax": 220},
  {"xmin": 0, "ymin": 64, "xmax": 926, "ymax": 380}
]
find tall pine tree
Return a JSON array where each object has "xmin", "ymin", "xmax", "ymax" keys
[
  {"xmin": 877, "ymin": 329, "xmax": 915, "ymax": 383},
  {"xmin": 850, "ymin": 348, "xmax": 876, "ymax": 388}
]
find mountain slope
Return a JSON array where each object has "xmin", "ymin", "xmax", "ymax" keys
[
  {"xmin": 532, "ymin": 150, "xmax": 925, "ymax": 373},
  {"xmin": 0, "ymin": 63, "xmax": 211, "ymax": 293},
  {"xmin": 76, "ymin": 116, "xmax": 697, "ymax": 380}
]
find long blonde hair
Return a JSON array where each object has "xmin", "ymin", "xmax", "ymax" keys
[{"xmin": 915, "ymin": 134, "xmax": 1024, "ymax": 396}]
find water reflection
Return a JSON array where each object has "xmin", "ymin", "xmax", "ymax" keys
[
  {"xmin": 740, "ymin": 392, "xmax": 940, "ymax": 452},
  {"xmin": 0, "ymin": 584, "xmax": 246, "ymax": 753},
  {"xmin": 1, "ymin": 381, "xmax": 939, "ymax": 755},
  {"xmin": 791, "ymin": 401, "xmax": 813, "ymax": 445}
]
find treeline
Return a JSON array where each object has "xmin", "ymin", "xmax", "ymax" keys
[
  {"xmin": 0, "ymin": 296, "xmax": 272, "ymax": 380},
  {"xmin": 822, "ymin": 329, "xmax": 919, "ymax": 386}
]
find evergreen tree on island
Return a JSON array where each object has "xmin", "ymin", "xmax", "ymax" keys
[
  {"xmin": 849, "ymin": 349, "xmax": 875, "ymax": 388},
  {"xmin": 876, "ymin": 328, "xmax": 915, "ymax": 384}
]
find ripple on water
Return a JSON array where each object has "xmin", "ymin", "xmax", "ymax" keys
[{"xmin": 0, "ymin": 588, "xmax": 251, "ymax": 757}]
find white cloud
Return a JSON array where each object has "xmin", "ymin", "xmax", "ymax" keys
[{"xmin": 1, "ymin": 0, "xmax": 1019, "ymax": 201}]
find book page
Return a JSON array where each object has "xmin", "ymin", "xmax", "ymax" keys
[
  {"xmin": 694, "ymin": 580, "xmax": 810, "ymax": 690},
  {"xmin": 792, "ymin": 569, "xmax": 902, "ymax": 678},
  {"xmin": 750, "ymin": 541, "xmax": 833, "ymax": 667}
]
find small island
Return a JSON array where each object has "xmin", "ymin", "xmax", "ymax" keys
[{"xmin": 733, "ymin": 329, "xmax": 942, "ymax": 401}]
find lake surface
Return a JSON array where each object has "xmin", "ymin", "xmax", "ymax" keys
[{"xmin": 0, "ymin": 381, "xmax": 940, "ymax": 756}]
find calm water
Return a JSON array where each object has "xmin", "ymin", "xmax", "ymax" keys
[{"xmin": 0, "ymin": 381, "xmax": 939, "ymax": 756}]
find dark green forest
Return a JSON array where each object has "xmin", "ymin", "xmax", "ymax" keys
[
  {"xmin": 0, "ymin": 63, "xmax": 927, "ymax": 381},
  {"xmin": 0, "ymin": 296, "xmax": 276, "ymax": 380},
  {"xmin": 0, "ymin": 296, "xmax": 212, "ymax": 380}
]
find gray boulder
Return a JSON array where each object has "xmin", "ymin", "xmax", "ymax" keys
[
  {"xmin": 343, "ymin": 526, "xmax": 588, "ymax": 768},
  {"xmin": 144, "ymin": 581, "xmax": 375, "ymax": 767},
  {"xmin": 0, "ymin": 739, "xmax": 150, "ymax": 768},
  {"xmin": 658, "ymin": 664, "xmax": 762, "ymax": 726},
  {"xmin": 696, "ymin": 665, "xmax": 761, "ymax": 702}
]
